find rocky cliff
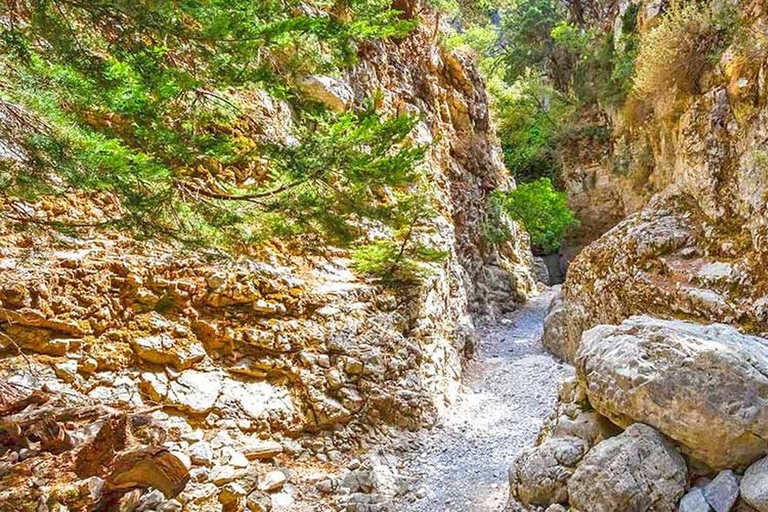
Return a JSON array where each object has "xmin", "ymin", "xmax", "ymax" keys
[
  {"xmin": 510, "ymin": 1, "xmax": 768, "ymax": 510},
  {"xmin": 546, "ymin": 0, "xmax": 768, "ymax": 359},
  {"xmin": 0, "ymin": 6, "xmax": 536, "ymax": 511}
]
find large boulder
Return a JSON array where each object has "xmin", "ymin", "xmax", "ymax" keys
[
  {"xmin": 576, "ymin": 316, "xmax": 768, "ymax": 469},
  {"xmin": 540, "ymin": 292, "xmax": 587, "ymax": 363},
  {"xmin": 509, "ymin": 436, "xmax": 589, "ymax": 507},
  {"xmin": 567, "ymin": 423, "xmax": 687, "ymax": 512}
]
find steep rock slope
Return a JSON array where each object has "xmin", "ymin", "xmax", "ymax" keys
[
  {"xmin": 547, "ymin": 0, "xmax": 768, "ymax": 358},
  {"xmin": 0, "ymin": 4, "xmax": 535, "ymax": 511}
]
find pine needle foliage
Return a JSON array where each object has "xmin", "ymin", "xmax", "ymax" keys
[{"xmin": 0, "ymin": 0, "xmax": 432, "ymax": 266}]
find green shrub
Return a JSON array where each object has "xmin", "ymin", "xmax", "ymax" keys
[
  {"xmin": 494, "ymin": 73, "xmax": 573, "ymax": 183},
  {"xmin": 495, "ymin": 177, "xmax": 577, "ymax": 252},
  {"xmin": 350, "ymin": 192, "xmax": 448, "ymax": 285}
]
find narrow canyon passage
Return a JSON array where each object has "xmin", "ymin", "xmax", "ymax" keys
[{"xmin": 395, "ymin": 288, "xmax": 573, "ymax": 512}]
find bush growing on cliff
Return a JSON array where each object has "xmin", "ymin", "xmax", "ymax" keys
[
  {"xmin": 493, "ymin": 73, "xmax": 573, "ymax": 183},
  {"xmin": 495, "ymin": 177, "xmax": 577, "ymax": 252},
  {"xmin": 633, "ymin": 0, "xmax": 738, "ymax": 108}
]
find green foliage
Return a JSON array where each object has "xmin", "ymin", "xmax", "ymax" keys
[
  {"xmin": 495, "ymin": 177, "xmax": 577, "ymax": 252},
  {"xmin": 351, "ymin": 194, "xmax": 448, "ymax": 285},
  {"xmin": 550, "ymin": 21, "xmax": 592, "ymax": 56},
  {"xmin": 499, "ymin": 0, "xmax": 562, "ymax": 80},
  {"xmin": 449, "ymin": 0, "xmax": 641, "ymax": 185},
  {"xmin": 493, "ymin": 73, "xmax": 571, "ymax": 183},
  {"xmin": 351, "ymin": 240, "xmax": 447, "ymax": 285},
  {"xmin": 0, "ymin": 0, "xmax": 440, "ymax": 278}
]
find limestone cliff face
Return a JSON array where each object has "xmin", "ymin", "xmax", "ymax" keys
[
  {"xmin": 549, "ymin": 0, "xmax": 768, "ymax": 358},
  {"xmin": 0, "ymin": 7, "xmax": 534, "ymax": 509}
]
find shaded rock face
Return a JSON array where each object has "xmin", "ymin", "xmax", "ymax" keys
[
  {"xmin": 576, "ymin": 316, "xmax": 768, "ymax": 470},
  {"xmin": 567, "ymin": 423, "xmax": 687, "ymax": 512},
  {"xmin": 349, "ymin": 20, "xmax": 536, "ymax": 314},
  {"xmin": 540, "ymin": 291, "xmax": 587, "ymax": 363}
]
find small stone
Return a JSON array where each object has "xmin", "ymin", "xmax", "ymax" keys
[
  {"xmin": 316, "ymin": 479, "xmax": 336, "ymax": 494},
  {"xmin": 190, "ymin": 467, "xmax": 210, "ymax": 483},
  {"xmin": 137, "ymin": 489, "xmax": 164, "ymax": 511},
  {"xmin": 244, "ymin": 440, "xmax": 283, "ymax": 460},
  {"xmin": 211, "ymin": 430, "xmax": 235, "ymax": 449},
  {"xmin": 131, "ymin": 333, "xmax": 205, "ymax": 370},
  {"xmin": 211, "ymin": 465, "xmax": 237, "ymax": 485},
  {"xmin": 246, "ymin": 490, "xmax": 272, "ymax": 511},
  {"xmin": 344, "ymin": 358, "xmax": 364, "ymax": 374},
  {"xmin": 181, "ymin": 430, "xmax": 204, "ymax": 443},
  {"xmin": 416, "ymin": 488, "xmax": 428, "ymax": 499},
  {"xmin": 156, "ymin": 500, "xmax": 183, "ymax": 512},
  {"xmin": 53, "ymin": 360, "xmax": 78, "ymax": 383},
  {"xmin": 79, "ymin": 357, "xmax": 98, "ymax": 375},
  {"xmin": 271, "ymin": 490, "xmax": 294, "ymax": 508},
  {"xmin": 680, "ymin": 488, "xmax": 713, "ymax": 512},
  {"xmin": 259, "ymin": 470, "xmax": 287, "ymax": 492},
  {"xmin": 219, "ymin": 482, "xmax": 248, "ymax": 505},
  {"xmin": 230, "ymin": 451, "xmax": 250, "ymax": 469},
  {"xmin": 299, "ymin": 75, "xmax": 353, "ymax": 112},
  {"xmin": 703, "ymin": 470, "xmax": 740, "ymax": 512},
  {"xmin": 189, "ymin": 441, "xmax": 215, "ymax": 466}
]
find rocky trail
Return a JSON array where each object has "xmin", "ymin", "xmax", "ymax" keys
[{"xmin": 394, "ymin": 287, "xmax": 573, "ymax": 512}]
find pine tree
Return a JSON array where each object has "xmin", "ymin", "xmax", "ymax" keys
[{"xmin": 0, "ymin": 0, "xmax": 439, "ymax": 280}]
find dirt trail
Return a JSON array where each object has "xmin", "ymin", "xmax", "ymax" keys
[{"xmin": 394, "ymin": 287, "xmax": 573, "ymax": 511}]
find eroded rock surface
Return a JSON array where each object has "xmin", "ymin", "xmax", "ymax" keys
[
  {"xmin": 575, "ymin": 316, "xmax": 768, "ymax": 470},
  {"xmin": 567, "ymin": 423, "xmax": 687, "ymax": 512},
  {"xmin": 0, "ymin": 2, "xmax": 536, "ymax": 510}
]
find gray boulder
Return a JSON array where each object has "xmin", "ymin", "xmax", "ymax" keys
[
  {"xmin": 567, "ymin": 423, "xmax": 687, "ymax": 512},
  {"xmin": 576, "ymin": 316, "xmax": 768, "ymax": 469},
  {"xmin": 509, "ymin": 436, "xmax": 588, "ymax": 507},
  {"xmin": 742, "ymin": 456, "xmax": 768, "ymax": 511},
  {"xmin": 540, "ymin": 292, "xmax": 586, "ymax": 363}
]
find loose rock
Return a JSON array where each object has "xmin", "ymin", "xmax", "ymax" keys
[
  {"xmin": 742, "ymin": 456, "xmax": 768, "ymax": 511},
  {"xmin": 703, "ymin": 470, "xmax": 739, "ymax": 512},
  {"xmin": 567, "ymin": 423, "xmax": 687, "ymax": 512},
  {"xmin": 576, "ymin": 316, "xmax": 768, "ymax": 469}
]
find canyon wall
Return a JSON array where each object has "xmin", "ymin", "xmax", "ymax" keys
[
  {"xmin": 0, "ymin": 5, "xmax": 536, "ymax": 510},
  {"xmin": 547, "ymin": 0, "xmax": 768, "ymax": 362}
]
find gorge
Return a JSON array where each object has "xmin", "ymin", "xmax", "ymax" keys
[{"xmin": 1, "ymin": 0, "xmax": 768, "ymax": 511}]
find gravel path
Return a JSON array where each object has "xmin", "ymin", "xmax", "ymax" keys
[{"xmin": 394, "ymin": 288, "xmax": 573, "ymax": 512}]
